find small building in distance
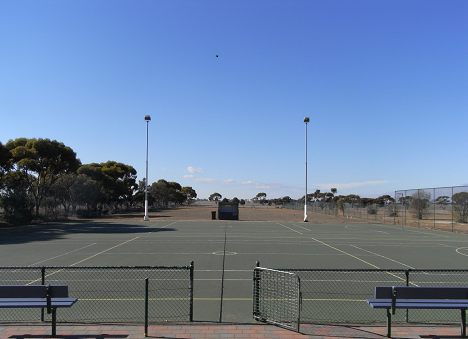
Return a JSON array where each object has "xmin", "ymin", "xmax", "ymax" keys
[{"xmin": 218, "ymin": 202, "xmax": 239, "ymax": 220}]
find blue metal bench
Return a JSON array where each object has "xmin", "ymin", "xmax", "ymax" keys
[
  {"xmin": 367, "ymin": 286, "xmax": 468, "ymax": 338},
  {"xmin": 0, "ymin": 285, "xmax": 77, "ymax": 336}
]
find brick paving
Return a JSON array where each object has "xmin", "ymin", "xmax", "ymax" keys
[{"xmin": 0, "ymin": 323, "xmax": 463, "ymax": 339}]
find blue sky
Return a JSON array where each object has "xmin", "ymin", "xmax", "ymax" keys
[{"xmin": 1, "ymin": 0, "xmax": 467, "ymax": 200}]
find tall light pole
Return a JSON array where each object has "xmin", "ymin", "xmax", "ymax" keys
[
  {"xmin": 144, "ymin": 115, "xmax": 151, "ymax": 221},
  {"xmin": 304, "ymin": 117, "xmax": 309, "ymax": 222}
]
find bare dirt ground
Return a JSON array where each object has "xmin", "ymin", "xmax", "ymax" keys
[{"xmin": 99, "ymin": 204, "xmax": 371, "ymax": 223}]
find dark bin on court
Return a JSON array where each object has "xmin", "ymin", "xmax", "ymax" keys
[
  {"xmin": 211, "ymin": 210, "xmax": 216, "ymax": 220},
  {"xmin": 218, "ymin": 202, "xmax": 239, "ymax": 220}
]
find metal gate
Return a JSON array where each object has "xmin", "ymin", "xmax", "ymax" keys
[{"xmin": 253, "ymin": 267, "xmax": 301, "ymax": 332}]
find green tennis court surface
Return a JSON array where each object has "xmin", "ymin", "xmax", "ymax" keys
[{"xmin": 1, "ymin": 220, "xmax": 468, "ymax": 322}]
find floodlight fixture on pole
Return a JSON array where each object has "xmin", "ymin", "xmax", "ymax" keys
[
  {"xmin": 304, "ymin": 117, "xmax": 310, "ymax": 222},
  {"xmin": 144, "ymin": 115, "xmax": 151, "ymax": 221}
]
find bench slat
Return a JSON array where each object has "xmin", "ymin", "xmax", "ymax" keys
[
  {"xmin": 0, "ymin": 285, "xmax": 69, "ymax": 298},
  {"xmin": 0, "ymin": 301, "xmax": 77, "ymax": 308},
  {"xmin": 0, "ymin": 285, "xmax": 47, "ymax": 298},
  {"xmin": 0, "ymin": 298, "xmax": 76, "ymax": 303},
  {"xmin": 368, "ymin": 302, "xmax": 468, "ymax": 310},
  {"xmin": 375, "ymin": 286, "xmax": 468, "ymax": 299},
  {"xmin": 368, "ymin": 299, "xmax": 468, "ymax": 304}
]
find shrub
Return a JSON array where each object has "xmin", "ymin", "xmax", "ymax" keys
[
  {"xmin": 452, "ymin": 192, "xmax": 468, "ymax": 223},
  {"xmin": 367, "ymin": 206, "xmax": 378, "ymax": 214},
  {"xmin": 409, "ymin": 191, "xmax": 431, "ymax": 220}
]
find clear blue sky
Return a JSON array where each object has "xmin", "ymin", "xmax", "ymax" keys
[{"xmin": 1, "ymin": 0, "xmax": 467, "ymax": 200}]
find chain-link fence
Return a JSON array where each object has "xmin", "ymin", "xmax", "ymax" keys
[
  {"xmin": 395, "ymin": 186, "xmax": 468, "ymax": 233},
  {"xmin": 284, "ymin": 186, "xmax": 468, "ymax": 234},
  {"xmin": 273, "ymin": 268, "xmax": 468, "ymax": 324},
  {"xmin": 284, "ymin": 202, "xmax": 392, "ymax": 223},
  {"xmin": 253, "ymin": 267, "xmax": 301, "ymax": 332},
  {"xmin": 0, "ymin": 264, "xmax": 194, "ymax": 324}
]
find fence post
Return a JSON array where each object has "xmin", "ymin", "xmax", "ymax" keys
[
  {"xmin": 189, "ymin": 261, "xmax": 194, "ymax": 322},
  {"xmin": 418, "ymin": 190, "xmax": 421, "ymax": 228},
  {"xmin": 144, "ymin": 278, "xmax": 149, "ymax": 337},
  {"xmin": 452, "ymin": 187, "xmax": 454, "ymax": 232},
  {"xmin": 405, "ymin": 270, "xmax": 410, "ymax": 322},
  {"xmin": 433, "ymin": 188, "xmax": 436, "ymax": 229},
  {"xmin": 253, "ymin": 261, "xmax": 260, "ymax": 318},
  {"xmin": 41, "ymin": 267, "xmax": 46, "ymax": 322}
]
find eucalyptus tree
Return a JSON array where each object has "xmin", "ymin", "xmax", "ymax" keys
[
  {"xmin": 5, "ymin": 138, "xmax": 81, "ymax": 217},
  {"xmin": 180, "ymin": 186, "xmax": 197, "ymax": 204},
  {"xmin": 255, "ymin": 192, "xmax": 267, "ymax": 205},
  {"xmin": 167, "ymin": 181, "xmax": 185, "ymax": 204},
  {"xmin": 148, "ymin": 179, "xmax": 186, "ymax": 206},
  {"xmin": 344, "ymin": 194, "xmax": 361, "ymax": 207},
  {"xmin": 149, "ymin": 179, "xmax": 170, "ymax": 206},
  {"xmin": 78, "ymin": 161, "xmax": 138, "ymax": 210},
  {"xmin": 209, "ymin": 192, "xmax": 222, "ymax": 202},
  {"xmin": 0, "ymin": 170, "xmax": 34, "ymax": 224},
  {"xmin": 70, "ymin": 174, "xmax": 101, "ymax": 212},
  {"xmin": 0, "ymin": 141, "xmax": 10, "ymax": 188}
]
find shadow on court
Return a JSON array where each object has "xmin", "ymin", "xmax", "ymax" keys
[{"xmin": 0, "ymin": 221, "xmax": 176, "ymax": 245}]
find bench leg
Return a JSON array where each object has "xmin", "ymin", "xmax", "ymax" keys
[
  {"xmin": 51, "ymin": 308, "xmax": 57, "ymax": 337},
  {"xmin": 462, "ymin": 309, "xmax": 466, "ymax": 338},
  {"xmin": 386, "ymin": 308, "xmax": 392, "ymax": 338}
]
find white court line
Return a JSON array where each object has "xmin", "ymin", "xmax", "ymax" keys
[
  {"xmin": 351, "ymin": 245, "xmax": 415, "ymax": 269},
  {"xmin": 375, "ymin": 224, "xmax": 449, "ymax": 237},
  {"xmin": 86, "ymin": 252, "xmax": 349, "ymax": 256},
  {"xmin": 162, "ymin": 221, "xmax": 178, "ymax": 227},
  {"xmin": 28, "ymin": 243, "xmax": 97, "ymax": 266},
  {"xmin": 195, "ymin": 279, "xmax": 251, "ymax": 281},
  {"xmin": 275, "ymin": 222, "xmax": 303, "ymax": 234},
  {"xmin": 345, "ymin": 225, "xmax": 389, "ymax": 234},
  {"xmin": 197, "ymin": 269, "xmax": 251, "ymax": 272},
  {"xmin": 293, "ymin": 224, "xmax": 311, "ymax": 231}
]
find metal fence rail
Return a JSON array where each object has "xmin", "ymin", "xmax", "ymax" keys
[
  {"xmin": 274, "ymin": 268, "xmax": 468, "ymax": 324},
  {"xmin": 0, "ymin": 264, "xmax": 194, "ymax": 323}
]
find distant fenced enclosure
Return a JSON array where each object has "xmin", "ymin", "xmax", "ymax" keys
[
  {"xmin": 284, "ymin": 201, "xmax": 406, "ymax": 225},
  {"xmin": 0, "ymin": 264, "xmax": 194, "ymax": 324},
  {"xmin": 394, "ymin": 186, "xmax": 468, "ymax": 232},
  {"xmin": 285, "ymin": 185, "xmax": 468, "ymax": 233}
]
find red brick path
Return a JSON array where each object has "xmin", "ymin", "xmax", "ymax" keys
[{"xmin": 0, "ymin": 323, "xmax": 462, "ymax": 338}]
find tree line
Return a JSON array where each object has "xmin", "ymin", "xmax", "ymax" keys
[
  {"xmin": 208, "ymin": 190, "xmax": 396, "ymax": 207},
  {"xmin": 0, "ymin": 138, "xmax": 197, "ymax": 225}
]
